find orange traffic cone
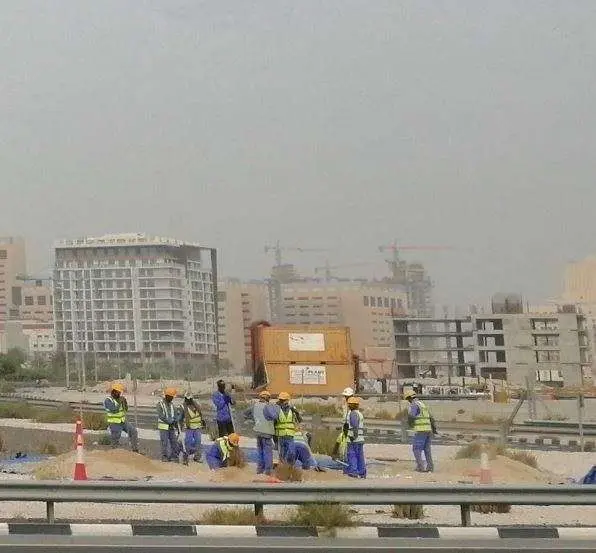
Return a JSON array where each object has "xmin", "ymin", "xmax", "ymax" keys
[
  {"xmin": 479, "ymin": 446, "xmax": 492, "ymax": 484},
  {"xmin": 73, "ymin": 419, "xmax": 88, "ymax": 481}
]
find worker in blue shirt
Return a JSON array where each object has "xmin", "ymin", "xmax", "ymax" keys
[
  {"xmin": 206, "ymin": 433, "xmax": 241, "ymax": 470},
  {"xmin": 157, "ymin": 388, "xmax": 183, "ymax": 462},
  {"xmin": 343, "ymin": 396, "xmax": 366, "ymax": 478},
  {"xmin": 291, "ymin": 429, "xmax": 321, "ymax": 471},
  {"xmin": 212, "ymin": 379, "xmax": 235, "ymax": 437},
  {"xmin": 243, "ymin": 390, "xmax": 278, "ymax": 475}
]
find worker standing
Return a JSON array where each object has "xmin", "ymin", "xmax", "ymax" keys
[
  {"xmin": 243, "ymin": 390, "xmax": 278, "ymax": 475},
  {"xmin": 182, "ymin": 394, "xmax": 205, "ymax": 464},
  {"xmin": 205, "ymin": 433, "xmax": 241, "ymax": 470},
  {"xmin": 157, "ymin": 388, "xmax": 182, "ymax": 462},
  {"xmin": 405, "ymin": 390, "xmax": 435, "ymax": 472},
  {"xmin": 103, "ymin": 383, "xmax": 139, "ymax": 453},
  {"xmin": 340, "ymin": 387, "xmax": 355, "ymax": 417},
  {"xmin": 344, "ymin": 396, "xmax": 366, "ymax": 478},
  {"xmin": 212, "ymin": 379, "xmax": 235, "ymax": 437},
  {"xmin": 333, "ymin": 387, "xmax": 354, "ymax": 462},
  {"xmin": 274, "ymin": 392, "xmax": 296, "ymax": 464}
]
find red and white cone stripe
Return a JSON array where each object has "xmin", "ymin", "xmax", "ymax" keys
[{"xmin": 73, "ymin": 418, "xmax": 88, "ymax": 481}]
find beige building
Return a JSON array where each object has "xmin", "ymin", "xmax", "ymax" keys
[
  {"xmin": 0, "ymin": 237, "xmax": 26, "ymax": 321},
  {"xmin": 564, "ymin": 257, "xmax": 596, "ymax": 315},
  {"xmin": 280, "ymin": 280, "xmax": 408, "ymax": 355},
  {"xmin": 20, "ymin": 280, "xmax": 53, "ymax": 323},
  {"xmin": 217, "ymin": 279, "xmax": 271, "ymax": 372}
]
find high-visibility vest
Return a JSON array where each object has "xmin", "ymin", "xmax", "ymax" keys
[
  {"xmin": 105, "ymin": 397, "xmax": 126, "ymax": 425},
  {"xmin": 293, "ymin": 432, "xmax": 308, "ymax": 447},
  {"xmin": 185, "ymin": 406, "xmax": 202, "ymax": 430},
  {"xmin": 157, "ymin": 400, "xmax": 176, "ymax": 431},
  {"xmin": 216, "ymin": 437, "xmax": 231, "ymax": 461},
  {"xmin": 253, "ymin": 402, "xmax": 275, "ymax": 436},
  {"xmin": 412, "ymin": 400, "xmax": 432, "ymax": 432},
  {"xmin": 345, "ymin": 409, "xmax": 365, "ymax": 443},
  {"xmin": 275, "ymin": 408, "xmax": 296, "ymax": 437}
]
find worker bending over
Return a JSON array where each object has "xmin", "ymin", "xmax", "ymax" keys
[
  {"xmin": 274, "ymin": 392, "xmax": 296, "ymax": 464},
  {"xmin": 291, "ymin": 428, "xmax": 321, "ymax": 471},
  {"xmin": 206, "ymin": 433, "xmax": 241, "ymax": 470},
  {"xmin": 405, "ymin": 390, "xmax": 435, "ymax": 472},
  {"xmin": 344, "ymin": 396, "xmax": 366, "ymax": 478},
  {"xmin": 104, "ymin": 383, "xmax": 139, "ymax": 453},
  {"xmin": 244, "ymin": 390, "xmax": 278, "ymax": 475},
  {"xmin": 182, "ymin": 394, "xmax": 205, "ymax": 464},
  {"xmin": 157, "ymin": 388, "xmax": 183, "ymax": 462}
]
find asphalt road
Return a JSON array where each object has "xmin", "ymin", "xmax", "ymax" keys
[{"xmin": 0, "ymin": 537, "xmax": 594, "ymax": 552}]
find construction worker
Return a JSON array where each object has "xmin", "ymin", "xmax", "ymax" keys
[
  {"xmin": 405, "ymin": 390, "xmax": 435, "ymax": 472},
  {"xmin": 205, "ymin": 433, "xmax": 241, "ymax": 470},
  {"xmin": 243, "ymin": 390, "xmax": 278, "ymax": 475},
  {"xmin": 182, "ymin": 394, "xmax": 205, "ymax": 464},
  {"xmin": 332, "ymin": 387, "xmax": 354, "ymax": 463},
  {"xmin": 341, "ymin": 387, "xmax": 355, "ymax": 417},
  {"xmin": 157, "ymin": 388, "xmax": 182, "ymax": 462},
  {"xmin": 103, "ymin": 383, "xmax": 139, "ymax": 453},
  {"xmin": 212, "ymin": 379, "xmax": 235, "ymax": 437},
  {"xmin": 344, "ymin": 396, "xmax": 366, "ymax": 478},
  {"xmin": 274, "ymin": 392, "xmax": 296, "ymax": 464},
  {"xmin": 291, "ymin": 428, "xmax": 321, "ymax": 471}
]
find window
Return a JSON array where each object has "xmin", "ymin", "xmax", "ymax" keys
[
  {"xmin": 370, "ymin": 297, "xmax": 376, "ymax": 307},
  {"xmin": 0, "ymin": 250, "xmax": 6, "ymax": 259},
  {"xmin": 377, "ymin": 297, "xmax": 383, "ymax": 306},
  {"xmin": 536, "ymin": 350, "xmax": 560, "ymax": 362},
  {"xmin": 24, "ymin": 296, "xmax": 34, "ymax": 306},
  {"xmin": 534, "ymin": 335, "xmax": 559, "ymax": 347},
  {"xmin": 384, "ymin": 297, "xmax": 389, "ymax": 308}
]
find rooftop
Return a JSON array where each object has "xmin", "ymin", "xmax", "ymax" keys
[{"xmin": 54, "ymin": 233, "xmax": 202, "ymax": 249}]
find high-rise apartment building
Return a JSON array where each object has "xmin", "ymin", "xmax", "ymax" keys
[
  {"xmin": 217, "ymin": 279, "xmax": 271, "ymax": 372},
  {"xmin": 279, "ymin": 280, "xmax": 408, "ymax": 354},
  {"xmin": 53, "ymin": 234, "xmax": 218, "ymax": 362},
  {"xmin": 0, "ymin": 237, "xmax": 26, "ymax": 321}
]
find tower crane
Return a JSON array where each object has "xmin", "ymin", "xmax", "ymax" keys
[
  {"xmin": 264, "ymin": 241, "xmax": 329, "ymax": 267},
  {"xmin": 378, "ymin": 240, "xmax": 453, "ymax": 282},
  {"xmin": 314, "ymin": 261, "xmax": 377, "ymax": 282}
]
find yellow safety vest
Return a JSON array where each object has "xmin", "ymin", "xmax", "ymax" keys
[
  {"xmin": 275, "ymin": 408, "xmax": 296, "ymax": 437},
  {"xmin": 185, "ymin": 406, "xmax": 202, "ymax": 430},
  {"xmin": 157, "ymin": 400, "xmax": 176, "ymax": 431},
  {"xmin": 105, "ymin": 397, "xmax": 126, "ymax": 425},
  {"xmin": 412, "ymin": 400, "xmax": 432, "ymax": 432},
  {"xmin": 216, "ymin": 437, "xmax": 231, "ymax": 461},
  {"xmin": 293, "ymin": 432, "xmax": 308, "ymax": 446},
  {"xmin": 345, "ymin": 409, "xmax": 365, "ymax": 443}
]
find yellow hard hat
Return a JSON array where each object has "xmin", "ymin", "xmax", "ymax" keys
[
  {"xmin": 347, "ymin": 396, "xmax": 360, "ymax": 406},
  {"xmin": 111, "ymin": 383, "xmax": 125, "ymax": 393},
  {"xmin": 164, "ymin": 387, "xmax": 177, "ymax": 397},
  {"xmin": 278, "ymin": 391, "xmax": 291, "ymax": 401},
  {"xmin": 258, "ymin": 390, "xmax": 271, "ymax": 399},
  {"xmin": 228, "ymin": 433, "xmax": 240, "ymax": 446},
  {"xmin": 404, "ymin": 390, "xmax": 416, "ymax": 400}
]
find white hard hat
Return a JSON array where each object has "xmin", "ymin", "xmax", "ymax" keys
[{"xmin": 342, "ymin": 387, "xmax": 355, "ymax": 397}]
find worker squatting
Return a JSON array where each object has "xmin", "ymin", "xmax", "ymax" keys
[{"xmin": 104, "ymin": 381, "xmax": 437, "ymax": 475}]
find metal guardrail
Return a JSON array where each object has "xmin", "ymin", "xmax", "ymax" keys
[{"xmin": 1, "ymin": 481, "xmax": 595, "ymax": 527}]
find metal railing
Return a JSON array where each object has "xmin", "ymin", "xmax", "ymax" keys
[{"xmin": 1, "ymin": 481, "xmax": 595, "ymax": 527}]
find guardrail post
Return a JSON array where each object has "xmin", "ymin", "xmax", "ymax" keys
[
  {"xmin": 460, "ymin": 504, "xmax": 471, "ymax": 527},
  {"xmin": 46, "ymin": 501, "xmax": 55, "ymax": 524},
  {"xmin": 254, "ymin": 503, "xmax": 264, "ymax": 518}
]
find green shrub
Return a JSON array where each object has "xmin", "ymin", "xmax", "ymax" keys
[
  {"xmin": 287, "ymin": 503, "xmax": 355, "ymax": 529},
  {"xmin": 309, "ymin": 428, "xmax": 340, "ymax": 456},
  {"xmin": 0, "ymin": 403, "xmax": 34, "ymax": 419},
  {"xmin": 97, "ymin": 434, "xmax": 112, "ymax": 446},
  {"xmin": 300, "ymin": 402, "xmax": 340, "ymax": 418}
]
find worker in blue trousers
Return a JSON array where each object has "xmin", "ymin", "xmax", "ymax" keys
[
  {"xmin": 291, "ymin": 428, "xmax": 323, "ymax": 471},
  {"xmin": 343, "ymin": 396, "xmax": 366, "ymax": 478},
  {"xmin": 157, "ymin": 387, "xmax": 183, "ymax": 462},
  {"xmin": 243, "ymin": 390, "xmax": 278, "ymax": 475},
  {"xmin": 405, "ymin": 389, "xmax": 436, "ymax": 472},
  {"xmin": 274, "ymin": 391, "xmax": 296, "ymax": 464},
  {"xmin": 205, "ymin": 433, "xmax": 241, "ymax": 470},
  {"xmin": 182, "ymin": 394, "xmax": 206, "ymax": 464},
  {"xmin": 103, "ymin": 382, "xmax": 139, "ymax": 453}
]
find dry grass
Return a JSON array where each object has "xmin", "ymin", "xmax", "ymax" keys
[
  {"xmin": 544, "ymin": 411, "xmax": 568, "ymax": 421},
  {"xmin": 33, "ymin": 463, "xmax": 62, "ymax": 480},
  {"xmin": 455, "ymin": 442, "xmax": 538, "ymax": 469},
  {"xmin": 202, "ymin": 507, "xmax": 261, "ymax": 526},
  {"xmin": 300, "ymin": 403, "xmax": 340, "ymax": 418},
  {"xmin": 310, "ymin": 428, "xmax": 340, "ymax": 456},
  {"xmin": 228, "ymin": 447, "xmax": 246, "ymax": 468},
  {"xmin": 287, "ymin": 503, "xmax": 355, "ymax": 529},
  {"xmin": 471, "ymin": 413, "xmax": 501, "ymax": 424},
  {"xmin": 39, "ymin": 443, "xmax": 58, "ymax": 455},
  {"xmin": 391, "ymin": 504, "xmax": 424, "ymax": 519}
]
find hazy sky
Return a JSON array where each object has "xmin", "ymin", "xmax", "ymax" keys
[{"xmin": 2, "ymin": 1, "xmax": 595, "ymax": 309}]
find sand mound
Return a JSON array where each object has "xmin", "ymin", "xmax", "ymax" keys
[
  {"xmin": 33, "ymin": 449, "xmax": 172, "ymax": 480},
  {"xmin": 448, "ymin": 455, "xmax": 556, "ymax": 484}
]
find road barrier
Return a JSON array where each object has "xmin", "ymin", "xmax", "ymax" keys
[{"xmin": 1, "ymin": 481, "xmax": 595, "ymax": 527}]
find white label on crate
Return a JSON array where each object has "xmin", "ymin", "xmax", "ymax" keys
[
  {"xmin": 289, "ymin": 365, "xmax": 327, "ymax": 385},
  {"xmin": 288, "ymin": 333, "xmax": 325, "ymax": 351}
]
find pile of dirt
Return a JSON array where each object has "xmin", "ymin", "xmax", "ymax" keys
[
  {"xmin": 448, "ymin": 455, "xmax": 558, "ymax": 484},
  {"xmin": 33, "ymin": 449, "xmax": 177, "ymax": 480}
]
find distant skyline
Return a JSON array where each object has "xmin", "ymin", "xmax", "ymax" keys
[{"xmin": 3, "ymin": 1, "xmax": 596, "ymax": 309}]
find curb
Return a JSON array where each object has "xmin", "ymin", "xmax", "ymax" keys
[{"xmin": 1, "ymin": 524, "xmax": 596, "ymax": 538}]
